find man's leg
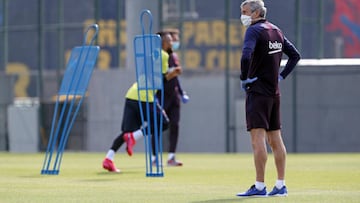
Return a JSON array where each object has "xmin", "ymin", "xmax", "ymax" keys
[
  {"xmin": 250, "ymin": 128, "xmax": 268, "ymax": 183},
  {"xmin": 266, "ymin": 130, "xmax": 288, "ymax": 196},
  {"xmin": 237, "ymin": 128, "xmax": 268, "ymax": 197},
  {"xmin": 150, "ymin": 103, "xmax": 170, "ymax": 162},
  {"xmin": 237, "ymin": 93, "xmax": 269, "ymax": 197},
  {"xmin": 266, "ymin": 130, "xmax": 286, "ymax": 181},
  {"xmin": 167, "ymin": 104, "xmax": 183, "ymax": 166},
  {"xmin": 124, "ymin": 128, "xmax": 145, "ymax": 156},
  {"xmin": 103, "ymin": 99, "xmax": 142, "ymax": 172},
  {"xmin": 102, "ymin": 132, "xmax": 124, "ymax": 173}
]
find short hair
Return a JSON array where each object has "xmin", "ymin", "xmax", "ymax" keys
[
  {"xmin": 158, "ymin": 32, "xmax": 172, "ymax": 43},
  {"xmin": 162, "ymin": 28, "xmax": 179, "ymax": 35},
  {"xmin": 157, "ymin": 28, "xmax": 179, "ymax": 38},
  {"xmin": 156, "ymin": 31, "xmax": 165, "ymax": 36},
  {"xmin": 241, "ymin": 0, "xmax": 267, "ymax": 18}
]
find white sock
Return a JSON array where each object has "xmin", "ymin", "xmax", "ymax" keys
[
  {"xmin": 151, "ymin": 155, "xmax": 156, "ymax": 162},
  {"xmin": 105, "ymin": 149, "xmax": 115, "ymax": 161},
  {"xmin": 275, "ymin": 179, "xmax": 285, "ymax": 189},
  {"xmin": 168, "ymin": 153, "xmax": 175, "ymax": 160},
  {"xmin": 255, "ymin": 181, "xmax": 266, "ymax": 190},
  {"xmin": 132, "ymin": 129, "xmax": 143, "ymax": 141}
]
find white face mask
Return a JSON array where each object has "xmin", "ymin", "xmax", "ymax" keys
[
  {"xmin": 241, "ymin": 15, "xmax": 252, "ymax": 27},
  {"xmin": 172, "ymin": 41, "xmax": 180, "ymax": 50}
]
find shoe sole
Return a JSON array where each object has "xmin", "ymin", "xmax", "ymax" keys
[
  {"xmin": 167, "ymin": 160, "xmax": 183, "ymax": 166},
  {"xmin": 104, "ymin": 168, "xmax": 120, "ymax": 173},
  {"xmin": 103, "ymin": 163, "xmax": 120, "ymax": 173},
  {"xmin": 236, "ymin": 195, "xmax": 268, "ymax": 198},
  {"xmin": 268, "ymin": 193, "xmax": 287, "ymax": 197},
  {"xmin": 167, "ymin": 164, "xmax": 183, "ymax": 167}
]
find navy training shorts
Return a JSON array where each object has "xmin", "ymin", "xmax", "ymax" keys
[{"xmin": 245, "ymin": 92, "xmax": 281, "ymax": 131}]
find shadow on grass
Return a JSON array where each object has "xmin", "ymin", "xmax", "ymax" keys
[
  {"xmin": 96, "ymin": 169, "xmax": 143, "ymax": 176},
  {"xmin": 96, "ymin": 171, "xmax": 122, "ymax": 175},
  {"xmin": 79, "ymin": 170, "xmax": 143, "ymax": 182},
  {"xmin": 191, "ymin": 198, "xmax": 246, "ymax": 203},
  {"xmin": 20, "ymin": 175, "xmax": 45, "ymax": 178}
]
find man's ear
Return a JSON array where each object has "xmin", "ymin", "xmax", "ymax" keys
[{"xmin": 253, "ymin": 10, "xmax": 260, "ymax": 18}]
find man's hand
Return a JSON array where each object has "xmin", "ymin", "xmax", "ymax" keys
[
  {"xmin": 166, "ymin": 66, "xmax": 182, "ymax": 81},
  {"xmin": 278, "ymin": 75, "xmax": 284, "ymax": 82},
  {"xmin": 241, "ymin": 77, "xmax": 258, "ymax": 91}
]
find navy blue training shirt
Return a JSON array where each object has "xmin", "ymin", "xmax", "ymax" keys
[{"xmin": 240, "ymin": 19, "xmax": 300, "ymax": 96}]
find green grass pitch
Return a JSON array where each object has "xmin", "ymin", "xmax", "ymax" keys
[{"xmin": 0, "ymin": 152, "xmax": 359, "ymax": 202}]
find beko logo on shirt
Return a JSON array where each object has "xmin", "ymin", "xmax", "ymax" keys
[
  {"xmin": 268, "ymin": 41, "xmax": 282, "ymax": 54},
  {"xmin": 269, "ymin": 41, "xmax": 282, "ymax": 49}
]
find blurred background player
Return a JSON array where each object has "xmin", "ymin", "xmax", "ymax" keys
[
  {"xmin": 102, "ymin": 33, "xmax": 182, "ymax": 172},
  {"xmin": 155, "ymin": 28, "xmax": 188, "ymax": 166},
  {"xmin": 162, "ymin": 28, "xmax": 189, "ymax": 103}
]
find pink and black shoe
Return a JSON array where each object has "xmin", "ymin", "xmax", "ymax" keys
[
  {"xmin": 167, "ymin": 157, "xmax": 183, "ymax": 166},
  {"xmin": 102, "ymin": 158, "xmax": 120, "ymax": 173},
  {"xmin": 123, "ymin": 132, "xmax": 136, "ymax": 156}
]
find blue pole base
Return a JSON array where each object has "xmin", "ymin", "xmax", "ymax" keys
[
  {"xmin": 41, "ymin": 170, "xmax": 60, "ymax": 175},
  {"xmin": 146, "ymin": 173, "xmax": 164, "ymax": 177}
]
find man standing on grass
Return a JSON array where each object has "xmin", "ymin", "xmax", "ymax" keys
[
  {"xmin": 237, "ymin": 0, "xmax": 300, "ymax": 197},
  {"xmin": 155, "ymin": 28, "xmax": 189, "ymax": 167}
]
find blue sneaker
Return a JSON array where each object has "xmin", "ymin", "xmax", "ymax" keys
[
  {"xmin": 268, "ymin": 186, "xmax": 288, "ymax": 197},
  {"xmin": 236, "ymin": 185, "xmax": 267, "ymax": 197}
]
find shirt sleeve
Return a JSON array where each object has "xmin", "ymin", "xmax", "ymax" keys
[
  {"xmin": 280, "ymin": 36, "xmax": 301, "ymax": 79},
  {"xmin": 240, "ymin": 27, "xmax": 258, "ymax": 80},
  {"xmin": 161, "ymin": 50, "xmax": 169, "ymax": 74}
]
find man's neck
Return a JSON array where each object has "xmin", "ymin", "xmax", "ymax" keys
[{"xmin": 252, "ymin": 17, "xmax": 266, "ymax": 24}]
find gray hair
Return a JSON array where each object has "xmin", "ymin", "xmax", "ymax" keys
[{"xmin": 241, "ymin": 0, "xmax": 267, "ymax": 18}]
